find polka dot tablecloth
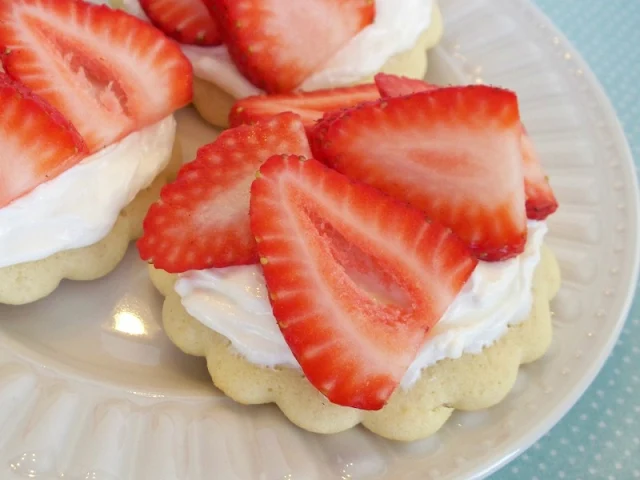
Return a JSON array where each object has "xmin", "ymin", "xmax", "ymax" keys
[{"xmin": 492, "ymin": 1, "xmax": 640, "ymax": 479}]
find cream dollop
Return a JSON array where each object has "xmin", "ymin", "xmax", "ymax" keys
[
  {"xmin": 175, "ymin": 221, "xmax": 547, "ymax": 389},
  {"xmin": 121, "ymin": 0, "xmax": 433, "ymax": 98},
  {"xmin": 0, "ymin": 116, "xmax": 176, "ymax": 268}
]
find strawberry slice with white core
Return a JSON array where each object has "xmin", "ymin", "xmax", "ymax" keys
[
  {"xmin": 250, "ymin": 155, "xmax": 478, "ymax": 410},
  {"xmin": 311, "ymin": 86, "xmax": 528, "ymax": 261},
  {"xmin": 138, "ymin": 113, "xmax": 311, "ymax": 273},
  {"xmin": 0, "ymin": 0, "xmax": 193, "ymax": 153},
  {"xmin": 207, "ymin": 0, "xmax": 375, "ymax": 93},
  {"xmin": 140, "ymin": 0, "xmax": 222, "ymax": 46},
  {"xmin": 374, "ymin": 72, "xmax": 438, "ymax": 97},
  {"xmin": 0, "ymin": 73, "xmax": 88, "ymax": 208},
  {"xmin": 375, "ymin": 73, "xmax": 559, "ymax": 221},
  {"xmin": 229, "ymin": 83, "xmax": 380, "ymax": 132}
]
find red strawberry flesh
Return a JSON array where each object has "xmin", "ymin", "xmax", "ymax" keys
[
  {"xmin": 250, "ymin": 154, "xmax": 478, "ymax": 409},
  {"xmin": 375, "ymin": 74, "xmax": 559, "ymax": 221},
  {"xmin": 140, "ymin": 0, "xmax": 222, "ymax": 46},
  {"xmin": 138, "ymin": 113, "xmax": 311, "ymax": 273},
  {"xmin": 229, "ymin": 83, "xmax": 380, "ymax": 132},
  {"xmin": 311, "ymin": 85, "xmax": 528, "ymax": 261},
  {"xmin": 374, "ymin": 72, "xmax": 438, "ymax": 97},
  {"xmin": 0, "ymin": 73, "xmax": 88, "ymax": 208},
  {"xmin": 0, "ymin": 0, "xmax": 193, "ymax": 153},
  {"xmin": 207, "ymin": 0, "xmax": 375, "ymax": 93}
]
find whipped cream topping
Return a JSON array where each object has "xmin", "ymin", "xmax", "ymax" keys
[
  {"xmin": 0, "ymin": 116, "xmax": 176, "ymax": 268},
  {"xmin": 121, "ymin": 0, "xmax": 433, "ymax": 98},
  {"xmin": 175, "ymin": 221, "xmax": 547, "ymax": 389}
]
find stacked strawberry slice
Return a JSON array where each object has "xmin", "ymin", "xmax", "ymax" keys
[
  {"xmin": 0, "ymin": 73, "xmax": 88, "ymax": 207},
  {"xmin": 229, "ymin": 73, "xmax": 558, "ymax": 261},
  {"xmin": 139, "ymin": 75, "xmax": 558, "ymax": 410},
  {"xmin": 371, "ymin": 73, "xmax": 559, "ymax": 222},
  {"xmin": 229, "ymin": 84, "xmax": 380, "ymax": 133},
  {"xmin": 138, "ymin": 113, "xmax": 312, "ymax": 272},
  {"xmin": 134, "ymin": 0, "xmax": 376, "ymax": 93},
  {"xmin": 0, "ymin": 0, "xmax": 192, "ymax": 208},
  {"xmin": 140, "ymin": 0, "xmax": 223, "ymax": 46},
  {"xmin": 250, "ymin": 155, "xmax": 477, "ymax": 409},
  {"xmin": 310, "ymin": 83, "xmax": 530, "ymax": 260}
]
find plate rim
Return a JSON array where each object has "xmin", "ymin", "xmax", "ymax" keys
[{"xmin": 472, "ymin": 0, "xmax": 640, "ymax": 477}]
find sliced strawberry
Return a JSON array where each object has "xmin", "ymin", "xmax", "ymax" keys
[
  {"xmin": 0, "ymin": 0, "xmax": 192, "ymax": 153},
  {"xmin": 374, "ymin": 72, "xmax": 438, "ymax": 97},
  {"xmin": 521, "ymin": 129, "xmax": 558, "ymax": 219},
  {"xmin": 308, "ymin": 75, "xmax": 433, "ymax": 158},
  {"xmin": 0, "ymin": 73, "xmax": 88, "ymax": 208},
  {"xmin": 229, "ymin": 83, "xmax": 380, "ymax": 132},
  {"xmin": 250, "ymin": 155, "xmax": 477, "ymax": 409},
  {"xmin": 311, "ymin": 86, "xmax": 528, "ymax": 261},
  {"xmin": 206, "ymin": 0, "xmax": 375, "ymax": 93},
  {"xmin": 308, "ymin": 108, "xmax": 350, "ymax": 160},
  {"xmin": 138, "ymin": 113, "xmax": 311, "ymax": 273},
  {"xmin": 140, "ymin": 0, "xmax": 222, "ymax": 46},
  {"xmin": 375, "ymin": 74, "xmax": 559, "ymax": 221}
]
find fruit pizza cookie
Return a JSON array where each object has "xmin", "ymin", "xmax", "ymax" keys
[
  {"xmin": 0, "ymin": 0, "xmax": 192, "ymax": 305},
  {"xmin": 138, "ymin": 77, "xmax": 560, "ymax": 441},
  {"xmin": 113, "ymin": 0, "xmax": 443, "ymax": 128}
]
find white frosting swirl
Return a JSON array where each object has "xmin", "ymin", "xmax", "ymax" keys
[
  {"xmin": 175, "ymin": 221, "xmax": 547, "ymax": 389},
  {"xmin": 121, "ymin": 0, "xmax": 433, "ymax": 98},
  {"xmin": 0, "ymin": 116, "xmax": 176, "ymax": 268}
]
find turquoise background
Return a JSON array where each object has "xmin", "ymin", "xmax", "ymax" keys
[{"xmin": 493, "ymin": 1, "xmax": 640, "ymax": 479}]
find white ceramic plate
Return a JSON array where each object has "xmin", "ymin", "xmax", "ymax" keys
[{"xmin": 1, "ymin": 0, "xmax": 638, "ymax": 478}]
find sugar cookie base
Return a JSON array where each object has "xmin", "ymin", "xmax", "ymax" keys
[
  {"xmin": 192, "ymin": 4, "xmax": 444, "ymax": 129},
  {"xmin": 150, "ymin": 246, "xmax": 560, "ymax": 441},
  {"xmin": 0, "ymin": 140, "xmax": 182, "ymax": 306}
]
